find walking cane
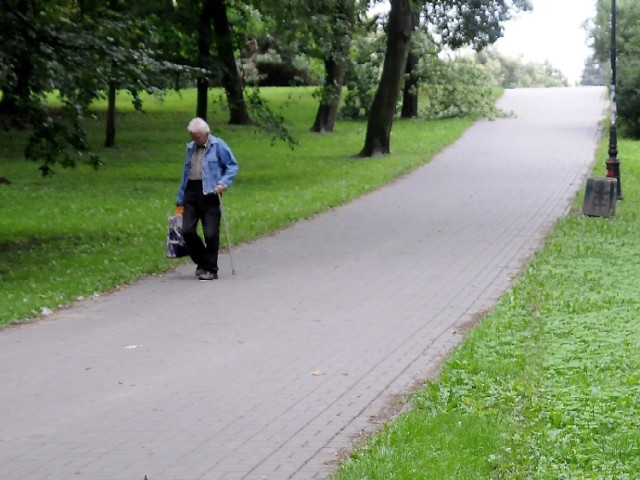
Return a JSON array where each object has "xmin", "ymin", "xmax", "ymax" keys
[{"xmin": 218, "ymin": 192, "xmax": 237, "ymax": 275}]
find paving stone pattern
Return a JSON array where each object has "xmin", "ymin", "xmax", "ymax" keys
[{"xmin": 0, "ymin": 87, "xmax": 607, "ymax": 480}]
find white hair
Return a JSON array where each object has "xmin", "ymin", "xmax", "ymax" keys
[{"xmin": 187, "ymin": 117, "xmax": 210, "ymax": 134}]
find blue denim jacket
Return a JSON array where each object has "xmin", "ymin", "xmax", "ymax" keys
[{"xmin": 176, "ymin": 134, "xmax": 239, "ymax": 205}]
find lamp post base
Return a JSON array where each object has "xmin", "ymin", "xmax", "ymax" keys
[
  {"xmin": 605, "ymin": 157, "xmax": 623, "ymax": 200},
  {"xmin": 583, "ymin": 176, "xmax": 617, "ymax": 217}
]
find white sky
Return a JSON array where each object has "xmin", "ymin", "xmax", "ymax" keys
[{"xmin": 494, "ymin": 0, "xmax": 598, "ymax": 85}]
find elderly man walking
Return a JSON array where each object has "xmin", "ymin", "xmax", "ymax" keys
[{"xmin": 176, "ymin": 117, "xmax": 239, "ymax": 280}]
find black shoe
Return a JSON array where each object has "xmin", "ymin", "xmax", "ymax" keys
[
  {"xmin": 198, "ymin": 271, "xmax": 218, "ymax": 280},
  {"xmin": 195, "ymin": 266, "xmax": 205, "ymax": 277}
]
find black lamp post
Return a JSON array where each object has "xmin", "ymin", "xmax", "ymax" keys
[{"xmin": 605, "ymin": 0, "xmax": 623, "ymax": 200}]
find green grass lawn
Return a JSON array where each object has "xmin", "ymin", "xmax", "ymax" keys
[
  {"xmin": 0, "ymin": 87, "xmax": 474, "ymax": 325},
  {"xmin": 332, "ymin": 138, "xmax": 640, "ymax": 479}
]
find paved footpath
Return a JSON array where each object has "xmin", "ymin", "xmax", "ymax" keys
[{"xmin": 0, "ymin": 87, "xmax": 606, "ymax": 480}]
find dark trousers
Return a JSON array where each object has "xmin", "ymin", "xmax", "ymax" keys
[{"xmin": 182, "ymin": 180, "xmax": 221, "ymax": 273}]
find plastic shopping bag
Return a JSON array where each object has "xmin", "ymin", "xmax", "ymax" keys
[{"xmin": 166, "ymin": 213, "xmax": 188, "ymax": 259}]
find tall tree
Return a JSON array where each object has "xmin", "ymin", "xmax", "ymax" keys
[
  {"xmin": 359, "ymin": 0, "xmax": 415, "ymax": 157},
  {"xmin": 309, "ymin": 0, "xmax": 358, "ymax": 133},
  {"xmin": 401, "ymin": 0, "xmax": 532, "ymax": 118},
  {"xmin": 0, "ymin": 0, "xmax": 40, "ymax": 115},
  {"xmin": 210, "ymin": 0, "xmax": 251, "ymax": 124},
  {"xmin": 400, "ymin": 9, "xmax": 421, "ymax": 118},
  {"xmin": 196, "ymin": 0, "xmax": 215, "ymax": 119},
  {"xmin": 79, "ymin": 0, "xmax": 124, "ymax": 148},
  {"xmin": 252, "ymin": 0, "xmax": 363, "ymax": 133},
  {"xmin": 360, "ymin": 0, "xmax": 532, "ymax": 155}
]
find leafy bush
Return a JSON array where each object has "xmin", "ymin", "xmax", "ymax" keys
[
  {"xmin": 418, "ymin": 57, "xmax": 502, "ymax": 120},
  {"xmin": 341, "ymin": 34, "xmax": 500, "ymax": 121},
  {"xmin": 618, "ymin": 58, "xmax": 640, "ymax": 137},
  {"xmin": 341, "ymin": 33, "xmax": 385, "ymax": 119}
]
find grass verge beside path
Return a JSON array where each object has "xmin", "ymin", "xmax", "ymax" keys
[
  {"xmin": 332, "ymin": 138, "xmax": 640, "ymax": 479},
  {"xmin": 0, "ymin": 87, "xmax": 474, "ymax": 325}
]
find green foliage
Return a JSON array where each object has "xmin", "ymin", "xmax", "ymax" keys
[
  {"xmin": 424, "ymin": 0, "xmax": 533, "ymax": 50},
  {"xmin": 0, "ymin": 1, "xmax": 200, "ymax": 173},
  {"xmin": 342, "ymin": 33, "xmax": 386, "ymax": 119},
  {"xmin": 245, "ymin": 87, "xmax": 299, "ymax": 148},
  {"xmin": 419, "ymin": 57, "xmax": 504, "ymax": 120},
  {"xmin": 343, "ymin": 50, "xmax": 503, "ymax": 121},
  {"xmin": 592, "ymin": 0, "xmax": 640, "ymax": 137},
  {"xmin": 618, "ymin": 57, "xmax": 640, "ymax": 137},
  {"xmin": 0, "ymin": 87, "xmax": 474, "ymax": 325},
  {"xmin": 342, "ymin": 24, "xmax": 532, "ymax": 122},
  {"xmin": 333, "ymin": 137, "xmax": 640, "ymax": 479},
  {"xmin": 238, "ymin": 0, "xmax": 365, "ymax": 88}
]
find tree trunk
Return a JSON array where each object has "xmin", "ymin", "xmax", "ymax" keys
[
  {"xmin": 310, "ymin": 0, "xmax": 355, "ymax": 133},
  {"xmin": 0, "ymin": 65, "xmax": 31, "ymax": 114},
  {"xmin": 359, "ymin": 0, "xmax": 414, "ymax": 157},
  {"xmin": 196, "ymin": 0, "xmax": 214, "ymax": 120},
  {"xmin": 0, "ymin": 0, "xmax": 32, "ymax": 115},
  {"xmin": 196, "ymin": 77, "xmax": 209, "ymax": 120},
  {"xmin": 401, "ymin": 10, "xmax": 421, "ymax": 118},
  {"xmin": 104, "ymin": 80, "xmax": 116, "ymax": 147},
  {"xmin": 210, "ymin": 0, "xmax": 251, "ymax": 125},
  {"xmin": 310, "ymin": 58, "xmax": 345, "ymax": 133},
  {"xmin": 0, "ymin": 89, "xmax": 21, "ymax": 115}
]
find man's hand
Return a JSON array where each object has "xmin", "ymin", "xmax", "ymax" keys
[{"xmin": 215, "ymin": 184, "xmax": 227, "ymax": 195}]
